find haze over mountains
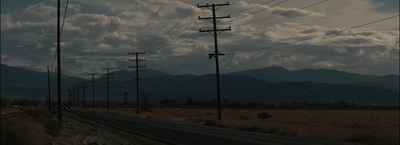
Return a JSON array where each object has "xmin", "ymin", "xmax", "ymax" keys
[{"xmin": 1, "ymin": 64, "xmax": 398, "ymax": 105}]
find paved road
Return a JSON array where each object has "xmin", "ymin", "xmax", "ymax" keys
[{"xmin": 68, "ymin": 110, "xmax": 360, "ymax": 145}]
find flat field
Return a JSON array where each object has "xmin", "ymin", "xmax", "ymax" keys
[{"xmin": 95, "ymin": 108, "xmax": 399, "ymax": 145}]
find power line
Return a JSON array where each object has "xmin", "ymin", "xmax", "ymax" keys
[
  {"xmin": 169, "ymin": 56, "xmax": 208, "ymax": 74},
  {"xmin": 141, "ymin": 7, "xmax": 197, "ymax": 52},
  {"xmin": 230, "ymin": 0, "xmax": 276, "ymax": 15},
  {"xmin": 60, "ymin": 0, "xmax": 70, "ymax": 35},
  {"xmin": 227, "ymin": 14, "xmax": 399, "ymax": 55},
  {"xmin": 146, "ymin": 37, "xmax": 213, "ymax": 69},
  {"xmin": 148, "ymin": 17, "xmax": 198, "ymax": 53},
  {"xmin": 223, "ymin": 0, "xmax": 241, "ymax": 8},
  {"xmin": 236, "ymin": 0, "xmax": 328, "ymax": 26},
  {"xmin": 223, "ymin": 0, "xmax": 287, "ymax": 24},
  {"xmin": 132, "ymin": 0, "xmax": 206, "ymax": 38}
]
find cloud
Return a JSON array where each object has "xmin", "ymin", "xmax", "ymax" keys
[
  {"xmin": 68, "ymin": 14, "xmax": 124, "ymax": 40},
  {"xmin": 367, "ymin": 0, "xmax": 400, "ymax": 13},
  {"xmin": 269, "ymin": 7, "xmax": 325, "ymax": 19},
  {"xmin": 1, "ymin": 14, "xmax": 22, "ymax": 30},
  {"xmin": 23, "ymin": 2, "xmax": 56, "ymax": 16},
  {"xmin": 258, "ymin": 23, "xmax": 398, "ymax": 49},
  {"xmin": 217, "ymin": 22, "xmax": 399, "ymax": 75},
  {"xmin": 2, "ymin": 0, "xmax": 398, "ymax": 77}
]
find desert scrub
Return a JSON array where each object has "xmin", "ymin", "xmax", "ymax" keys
[{"xmin": 1, "ymin": 108, "xmax": 62, "ymax": 145}]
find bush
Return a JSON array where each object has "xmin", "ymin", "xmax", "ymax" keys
[
  {"xmin": 257, "ymin": 112, "xmax": 272, "ymax": 119},
  {"xmin": 45, "ymin": 120, "xmax": 63, "ymax": 136},
  {"xmin": 1, "ymin": 113, "xmax": 48, "ymax": 145}
]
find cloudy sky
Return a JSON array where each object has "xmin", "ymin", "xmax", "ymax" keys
[{"xmin": 1, "ymin": 0, "xmax": 399, "ymax": 77}]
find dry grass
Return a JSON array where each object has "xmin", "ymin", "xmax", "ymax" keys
[
  {"xmin": 1, "ymin": 107, "xmax": 62, "ymax": 145},
  {"xmin": 88, "ymin": 108, "xmax": 399, "ymax": 145}
]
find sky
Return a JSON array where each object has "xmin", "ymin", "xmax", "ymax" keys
[{"xmin": 1, "ymin": 0, "xmax": 399, "ymax": 78}]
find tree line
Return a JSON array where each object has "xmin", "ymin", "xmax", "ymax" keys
[
  {"xmin": 2, "ymin": 97, "xmax": 398, "ymax": 110},
  {"xmin": 158, "ymin": 97, "xmax": 399, "ymax": 110}
]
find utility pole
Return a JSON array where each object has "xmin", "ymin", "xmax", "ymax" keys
[
  {"xmin": 89, "ymin": 73, "xmax": 98, "ymax": 109},
  {"xmin": 102, "ymin": 68, "xmax": 114, "ymax": 110},
  {"xmin": 128, "ymin": 52, "xmax": 146, "ymax": 114},
  {"xmin": 68, "ymin": 88, "xmax": 72, "ymax": 107},
  {"xmin": 198, "ymin": 2, "xmax": 231, "ymax": 121},
  {"xmin": 47, "ymin": 66, "xmax": 51, "ymax": 111},
  {"xmin": 77, "ymin": 86, "xmax": 80, "ymax": 108},
  {"xmin": 72, "ymin": 87, "xmax": 76, "ymax": 108},
  {"xmin": 82, "ymin": 82, "xmax": 86, "ymax": 108},
  {"xmin": 57, "ymin": 0, "xmax": 61, "ymax": 122}
]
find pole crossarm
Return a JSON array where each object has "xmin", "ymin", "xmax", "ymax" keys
[
  {"xmin": 208, "ymin": 51, "xmax": 225, "ymax": 59},
  {"xmin": 128, "ymin": 66, "xmax": 146, "ymax": 68},
  {"xmin": 88, "ymin": 73, "xmax": 98, "ymax": 109},
  {"xmin": 128, "ymin": 59, "xmax": 147, "ymax": 61},
  {"xmin": 199, "ymin": 27, "xmax": 231, "ymax": 34},
  {"xmin": 198, "ymin": 15, "xmax": 231, "ymax": 20},
  {"xmin": 102, "ymin": 68, "xmax": 114, "ymax": 110},
  {"xmin": 129, "ymin": 52, "xmax": 145, "ymax": 54},
  {"xmin": 128, "ymin": 52, "xmax": 146, "ymax": 114},
  {"xmin": 197, "ymin": 2, "xmax": 231, "ymax": 121},
  {"xmin": 197, "ymin": 2, "xmax": 229, "ymax": 8}
]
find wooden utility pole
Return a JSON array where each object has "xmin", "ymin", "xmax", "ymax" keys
[
  {"xmin": 128, "ymin": 52, "xmax": 145, "ymax": 114},
  {"xmin": 72, "ymin": 87, "xmax": 76, "ymax": 108},
  {"xmin": 47, "ymin": 66, "xmax": 51, "ymax": 111},
  {"xmin": 102, "ymin": 68, "xmax": 114, "ymax": 110},
  {"xmin": 198, "ymin": 2, "xmax": 231, "ymax": 121},
  {"xmin": 82, "ymin": 82, "xmax": 86, "ymax": 108},
  {"xmin": 77, "ymin": 86, "xmax": 80, "ymax": 108},
  {"xmin": 57, "ymin": 0, "xmax": 61, "ymax": 122},
  {"xmin": 89, "ymin": 73, "xmax": 98, "ymax": 109}
]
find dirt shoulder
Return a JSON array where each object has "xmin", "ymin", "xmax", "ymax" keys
[
  {"xmin": 51, "ymin": 111, "xmax": 167, "ymax": 145},
  {"xmin": 1, "ymin": 108, "xmax": 166, "ymax": 145}
]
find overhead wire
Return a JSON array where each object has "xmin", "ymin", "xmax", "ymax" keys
[
  {"xmin": 146, "ymin": 37, "xmax": 213, "ymax": 68},
  {"xmin": 132, "ymin": 0, "xmax": 209, "ymax": 71},
  {"xmin": 51, "ymin": 0, "xmax": 70, "ymax": 71},
  {"xmin": 60, "ymin": 0, "xmax": 70, "ymax": 35},
  {"xmin": 223, "ymin": 0, "xmax": 288, "ymax": 24},
  {"xmin": 227, "ymin": 14, "xmax": 400, "ymax": 55},
  {"xmin": 145, "ymin": 0, "xmax": 212, "ymax": 53},
  {"xmin": 148, "ymin": 16, "xmax": 198, "ymax": 53},
  {"xmin": 230, "ymin": 0, "xmax": 275, "ymax": 15},
  {"xmin": 140, "ymin": 7, "xmax": 196, "ymax": 52},
  {"xmin": 168, "ymin": 56, "xmax": 209, "ymax": 74},
  {"xmin": 166, "ymin": 12, "xmax": 399, "ymax": 75},
  {"xmin": 147, "ymin": 0, "xmax": 235, "ymax": 74},
  {"xmin": 235, "ymin": 0, "xmax": 328, "ymax": 26},
  {"xmin": 134, "ymin": 0, "xmax": 206, "ymax": 37}
]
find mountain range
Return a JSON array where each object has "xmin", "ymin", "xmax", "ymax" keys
[{"xmin": 1, "ymin": 64, "xmax": 398, "ymax": 105}]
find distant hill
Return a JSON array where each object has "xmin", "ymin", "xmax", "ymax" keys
[
  {"xmin": 1, "ymin": 64, "xmax": 398, "ymax": 105},
  {"xmin": 1, "ymin": 64, "xmax": 85, "ymax": 98},
  {"xmin": 1, "ymin": 64, "xmax": 48, "ymax": 88},
  {"xmin": 97, "ymin": 69, "xmax": 169, "ymax": 82},
  {"xmin": 229, "ymin": 66, "xmax": 399, "ymax": 91},
  {"xmin": 96, "ymin": 74, "xmax": 398, "ymax": 105}
]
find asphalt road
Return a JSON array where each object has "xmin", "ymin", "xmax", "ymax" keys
[{"xmin": 68, "ymin": 110, "xmax": 360, "ymax": 145}]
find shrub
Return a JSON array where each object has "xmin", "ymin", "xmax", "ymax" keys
[
  {"xmin": 45, "ymin": 119, "xmax": 63, "ymax": 136},
  {"xmin": 257, "ymin": 112, "xmax": 272, "ymax": 119}
]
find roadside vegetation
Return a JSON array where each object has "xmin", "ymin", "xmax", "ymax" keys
[
  {"xmin": 85, "ymin": 97, "xmax": 399, "ymax": 145},
  {"xmin": 92, "ymin": 108, "xmax": 399, "ymax": 145},
  {"xmin": 1, "ymin": 107, "xmax": 62, "ymax": 145},
  {"xmin": 3, "ymin": 96, "xmax": 398, "ymax": 145}
]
